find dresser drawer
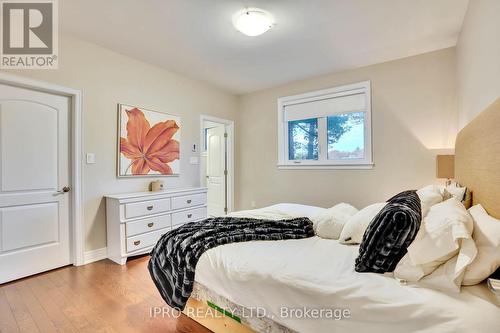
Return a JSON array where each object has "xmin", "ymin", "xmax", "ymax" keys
[
  {"xmin": 171, "ymin": 193, "xmax": 207, "ymax": 210},
  {"xmin": 124, "ymin": 198, "xmax": 171, "ymax": 219},
  {"xmin": 125, "ymin": 214, "xmax": 171, "ymax": 237},
  {"xmin": 126, "ymin": 228, "xmax": 168, "ymax": 253},
  {"xmin": 172, "ymin": 207, "xmax": 207, "ymax": 227}
]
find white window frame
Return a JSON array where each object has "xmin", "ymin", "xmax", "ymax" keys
[{"xmin": 277, "ymin": 80, "xmax": 373, "ymax": 170}]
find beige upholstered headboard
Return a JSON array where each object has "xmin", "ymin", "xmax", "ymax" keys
[{"xmin": 455, "ymin": 98, "xmax": 500, "ymax": 219}]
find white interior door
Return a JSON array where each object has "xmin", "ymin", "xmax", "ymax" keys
[
  {"xmin": 206, "ymin": 125, "xmax": 226, "ymax": 216},
  {"xmin": 0, "ymin": 83, "xmax": 71, "ymax": 284}
]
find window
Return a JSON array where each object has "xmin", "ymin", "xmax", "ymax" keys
[
  {"xmin": 277, "ymin": 81, "xmax": 372, "ymax": 169},
  {"xmin": 327, "ymin": 112, "xmax": 364, "ymax": 160},
  {"xmin": 288, "ymin": 118, "xmax": 318, "ymax": 160},
  {"xmin": 203, "ymin": 127, "xmax": 209, "ymax": 151}
]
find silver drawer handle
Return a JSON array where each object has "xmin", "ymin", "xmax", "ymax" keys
[
  {"xmin": 186, "ymin": 199, "xmax": 192, "ymax": 204},
  {"xmin": 146, "ymin": 205, "xmax": 154, "ymax": 211},
  {"xmin": 147, "ymin": 222, "xmax": 154, "ymax": 228},
  {"xmin": 134, "ymin": 240, "xmax": 141, "ymax": 246},
  {"xmin": 187, "ymin": 214, "xmax": 192, "ymax": 218}
]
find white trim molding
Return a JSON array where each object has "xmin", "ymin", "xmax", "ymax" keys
[
  {"xmin": 278, "ymin": 164, "xmax": 374, "ymax": 170},
  {"xmin": 0, "ymin": 72, "xmax": 85, "ymax": 266},
  {"xmin": 277, "ymin": 80, "xmax": 373, "ymax": 169},
  {"xmin": 83, "ymin": 247, "xmax": 108, "ymax": 264},
  {"xmin": 199, "ymin": 115, "xmax": 235, "ymax": 213}
]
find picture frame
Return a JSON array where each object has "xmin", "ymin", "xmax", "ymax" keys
[{"xmin": 117, "ymin": 103, "xmax": 181, "ymax": 177}]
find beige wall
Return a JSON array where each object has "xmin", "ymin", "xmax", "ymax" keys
[
  {"xmin": 457, "ymin": 0, "xmax": 500, "ymax": 128},
  {"xmin": 2, "ymin": 34, "xmax": 237, "ymax": 251},
  {"xmin": 236, "ymin": 48, "xmax": 457, "ymax": 210}
]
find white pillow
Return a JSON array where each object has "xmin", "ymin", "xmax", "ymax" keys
[
  {"xmin": 416, "ymin": 185, "xmax": 444, "ymax": 217},
  {"xmin": 462, "ymin": 204, "xmax": 500, "ymax": 285},
  {"xmin": 444, "ymin": 184, "xmax": 467, "ymax": 201},
  {"xmin": 339, "ymin": 203, "xmax": 387, "ymax": 244},
  {"xmin": 394, "ymin": 198, "xmax": 477, "ymax": 292},
  {"xmin": 313, "ymin": 203, "xmax": 358, "ymax": 239}
]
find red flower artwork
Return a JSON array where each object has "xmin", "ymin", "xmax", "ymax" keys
[{"xmin": 120, "ymin": 107, "xmax": 180, "ymax": 175}]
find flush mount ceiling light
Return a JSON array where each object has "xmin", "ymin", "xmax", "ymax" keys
[{"xmin": 233, "ymin": 8, "xmax": 274, "ymax": 37}]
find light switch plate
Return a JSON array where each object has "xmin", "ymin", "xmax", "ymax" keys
[
  {"xmin": 189, "ymin": 156, "xmax": 199, "ymax": 165},
  {"xmin": 86, "ymin": 153, "xmax": 96, "ymax": 164}
]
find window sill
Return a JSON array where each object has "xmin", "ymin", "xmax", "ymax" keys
[{"xmin": 277, "ymin": 163, "xmax": 374, "ymax": 170}]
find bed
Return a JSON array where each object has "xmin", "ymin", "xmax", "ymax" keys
[{"xmin": 181, "ymin": 99, "xmax": 500, "ymax": 333}]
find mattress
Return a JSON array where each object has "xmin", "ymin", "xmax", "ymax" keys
[
  {"xmin": 191, "ymin": 281, "xmax": 294, "ymax": 333},
  {"xmin": 194, "ymin": 204, "xmax": 500, "ymax": 333}
]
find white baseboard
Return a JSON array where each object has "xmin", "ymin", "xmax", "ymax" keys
[{"xmin": 83, "ymin": 247, "xmax": 108, "ymax": 264}]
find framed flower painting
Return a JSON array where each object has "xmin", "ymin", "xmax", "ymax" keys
[{"xmin": 117, "ymin": 104, "xmax": 180, "ymax": 177}]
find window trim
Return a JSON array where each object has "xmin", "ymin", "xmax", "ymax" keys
[{"xmin": 277, "ymin": 80, "xmax": 373, "ymax": 169}]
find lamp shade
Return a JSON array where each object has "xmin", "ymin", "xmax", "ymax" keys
[{"xmin": 436, "ymin": 155, "xmax": 455, "ymax": 179}]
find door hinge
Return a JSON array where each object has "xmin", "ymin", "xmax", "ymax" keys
[
  {"xmin": 224, "ymin": 132, "xmax": 228, "ymax": 138},
  {"xmin": 224, "ymin": 207, "xmax": 228, "ymax": 213},
  {"xmin": 224, "ymin": 170, "xmax": 228, "ymax": 175}
]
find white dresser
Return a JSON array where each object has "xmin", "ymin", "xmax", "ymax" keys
[{"xmin": 105, "ymin": 187, "xmax": 207, "ymax": 265}]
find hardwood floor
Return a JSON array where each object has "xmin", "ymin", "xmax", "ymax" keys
[{"xmin": 0, "ymin": 256, "xmax": 212, "ymax": 333}]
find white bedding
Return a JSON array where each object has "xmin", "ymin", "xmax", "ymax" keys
[
  {"xmin": 228, "ymin": 203, "xmax": 326, "ymax": 220},
  {"xmin": 195, "ymin": 204, "xmax": 500, "ymax": 333}
]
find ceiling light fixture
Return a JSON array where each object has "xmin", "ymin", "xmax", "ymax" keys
[{"xmin": 233, "ymin": 8, "xmax": 274, "ymax": 37}]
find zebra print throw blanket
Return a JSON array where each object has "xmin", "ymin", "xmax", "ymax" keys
[
  {"xmin": 148, "ymin": 216, "xmax": 314, "ymax": 310},
  {"xmin": 355, "ymin": 190, "xmax": 422, "ymax": 273}
]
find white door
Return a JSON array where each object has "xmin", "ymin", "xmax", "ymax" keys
[
  {"xmin": 0, "ymin": 83, "xmax": 71, "ymax": 284},
  {"xmin": 206, "ymin": 126, "xmax": 226, "ymax": 216}
]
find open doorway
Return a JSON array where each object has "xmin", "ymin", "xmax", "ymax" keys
[{"xmin": 200, "ymin": 116, "xmax": 234, "ymax": 216}]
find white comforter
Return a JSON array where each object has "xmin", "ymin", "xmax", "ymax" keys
[{"xmin": 195, "ymin": 204, "xmax": 500, "ymax": 333}]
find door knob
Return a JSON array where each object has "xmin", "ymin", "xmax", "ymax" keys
[{"xmin": 56, "ymin": 186, "xmax": 71, "ymax": 194}]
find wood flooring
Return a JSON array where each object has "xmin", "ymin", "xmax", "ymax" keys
[{"xmin": 0, "ymin": 255, "xmax": 212, "ymax": 333}]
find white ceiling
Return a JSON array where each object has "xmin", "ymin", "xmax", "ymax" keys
[{"xmin": 60, "ymin": 0, "xmax": 469, "ymax": 94}]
